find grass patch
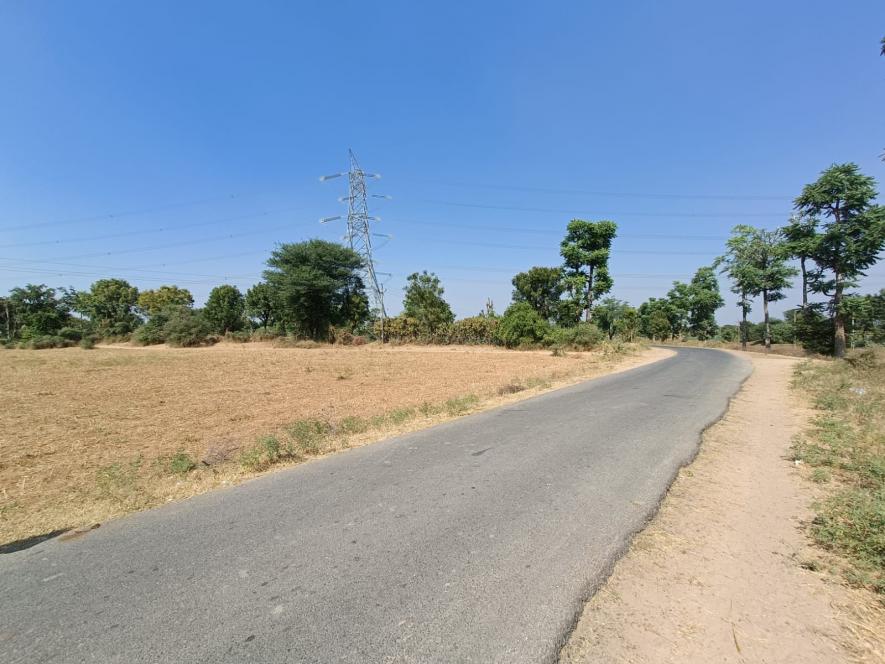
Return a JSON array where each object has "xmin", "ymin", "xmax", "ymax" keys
[
  {"xmin": 286, "ymin": 419, "xmax": 332, "ymax": 455},
  {"xmin": 95, "ymin": 457, "xmax": 143, "ymax": 503},
  {"xmin": 169, "ymin": 451, "xmax": 197, "ymax": 475},
  {"xmin": 791, "ymin": 349, "xmax": 884, "ymax": 598},
  {"xmin": 444, "ymin": 394, "xmax": 480, "ymax": 416}
]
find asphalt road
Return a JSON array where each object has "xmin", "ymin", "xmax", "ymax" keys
[{"xmin": 0, "ymin": 347, "xmax": 750, "ymax": 664}]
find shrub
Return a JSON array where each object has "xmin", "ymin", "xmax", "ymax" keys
[
  {"xmin": 58, "ymin": 327, "xmax": 83, "ymax": 342},
  {"xmin": 545, "ymin": 323, "xmax": 605, "ymax": 350},
  {"xmin": 496, "ymin": 303, "xmax": 550, "ymax": 348},
  {"xmin": 377, "ymin": 316, "xmax": 422, "ymax": 343},
  {"xmin": 449, "ymin": 316, "xmax": 499, "ymax": 345},
  {"xmin": 79, "ymin": 336, "xmax": 96, "ymax": 349},
  {"xmin": 352, "ymin": 335, "xmax": 367, "ymax": 346},
  {"xmin": 164, "ymin": 310, "xmax": 213, "ymax": 347},
  {"xmin": 224, "ymin": 330, "xmax": 253, "ymax": 343},
  {"xmin": 27, "ymin": 335, "xmax": 73, "ymax": 350}
]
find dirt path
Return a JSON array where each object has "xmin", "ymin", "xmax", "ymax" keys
[{"xmin": 561, "ymin": 352, "xmax": 884, "ymax": 664}]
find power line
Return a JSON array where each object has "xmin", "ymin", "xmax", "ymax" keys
[
  {"xmin": 416, "ymin": 199, "xmax": 788, "ymax": 218},
  {"xmin": 0, "ymin": 192, "xmax": 262, "ymax": 233},
  {"xmin": 0, "ymin": 207, "xmax": 306, "ymax": 249},
  {"xmin": 411, "ymin": 177, "xmax": 793, "ymax": 201}
]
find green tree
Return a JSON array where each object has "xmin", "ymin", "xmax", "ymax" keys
[
  {"xmin": 638, "ymin": 298, "xmax": 673, "ymax": 341},
  {"xmin": 617, "ymin": 306, "xmax": 639, "ymax": 341},
  {"xmin": 560, "ymin": 219, "xmax": 617, "ymax": 322},
  {"xmin": 402, "ymin": 271, "xmax": 455, "ymax": 336},
  {"xmin": 794, "ymin": 163, "xmax": 885, "ymax": 357},
  {"xmin": 244, "ymin": 282, "xmax": 279, "ymax": 330},
  {"xmin": 665, "ymin": 281, "xmax": 692, "ymax": 339},
  {"xmin": 592, "ymin": 298, "xmax": 630, "ymax": 340},
  {"xmin": 137, "ymin": 285, "xmax": 194, "ymax": 317},
  {"xmin": 716, "ymin": 230, "xmax": 756, "ymax": 350},
  {"xmin": 203, "ymin": 285, "xmax": 245, "ymax": 334},
  {"xmin": 511, "ymin": 266, "xmax": 564, "ymax": 322},
  {"xmin": 782, "ymin": 214, "xmax": 819, "ymax": 308},
  {"xmin": 0, "ymin": 296, "xmax": 17, "ymax": 341},
  {"xmin": 496, "ymin": 302, "xmax": 550, "ymax": 348},
  {"xmin": 8, "ymin": 284, "xmax": 69, "ymax": 337},
  {"xmin": 263, "ymin": 239, "xmax": 366, "ymax": 340},
  {"xmin": 72, "ymin": 278, "xmax": 140, "ymax": 335},
  {"xmin": 686, "ymin": 267, "xmax": 725, "ymax": 340}
]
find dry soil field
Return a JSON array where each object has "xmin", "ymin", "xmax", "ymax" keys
[{"xmin": 1, "ymin": 341, "xmax": 651, "ymax": 547}]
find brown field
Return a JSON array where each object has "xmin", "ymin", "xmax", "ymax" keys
[{"xmin": 1, "ymin": 341, "xmax": 656, "ymax": 547}]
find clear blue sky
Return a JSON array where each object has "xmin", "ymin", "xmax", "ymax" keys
[{"xmin": 1, "ymin": 0, "xmax": 883, "ymax": 323}]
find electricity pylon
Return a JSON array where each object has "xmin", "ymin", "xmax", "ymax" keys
[{"xmin": 320, "ymin": 150, "xmax": 390, "ymax": 336}]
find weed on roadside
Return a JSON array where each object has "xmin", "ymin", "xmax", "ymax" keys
[
  {"xmin": 792, "ymin": 352, "xmax": 885, "ymax": 598},
  {"xmin": 169, "ymin": 451, "xmax": 197, "ymax": 476}
]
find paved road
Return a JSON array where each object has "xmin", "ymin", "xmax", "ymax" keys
[{"xmin": 0, "ymin": 347, "xmax": 750, "ymax": 664}]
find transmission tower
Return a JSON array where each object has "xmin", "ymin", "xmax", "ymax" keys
[{"xmin": 320, "ymin": 149, "xmax": 390, "ymax": 333}]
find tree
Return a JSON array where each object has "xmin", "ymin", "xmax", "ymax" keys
[
  {"xmin": 638, "ymin": 298, "xmax": 673, "ymax": 341},
  {"xmin": 496, "ymin": 302, "xmax": 550, "ymax": 348},
  {"xmin": 511, "ymin": 266, "xmax": 564, "ymax": 322},
  {"xmin": 137, "ymin": 285, "xmax": 194, "ymax": 317},
  {"xmin": 264, "ymin": 239, "xmax": 366, "ymax": 340},
  {"xmin": 782, "ymin": 214, "xmax": 819, "ymax": 308},
  {"xmin": 794, "ymin": 163, "xmax": 885, "ymax": 357},
  {"xmin": 664, "ymin": 281, "xmax": 692, "ymax": 339},
  {"xmin": 203, "ymin": 285, "xmax": 245, "ymax": 334},
  {"xmin": 8, "ymin": 284, "xmax": 69, "ymax": 337},
  {"xmin": 592, "ymin": 298, "xmax": 630, "ymax": 340},
  {"xmin": 72, "ymin": 278, "xmax": 140, "ymax": 335},
  {"xmin": 245, "ymin": 282, "xmax": 279, "ymax": 330},
  {"xmin": 686, "ymin": 267, "xmax": 725, "ymax": 340},
  {"xmin": 617, "ymin": 306, "xmax": 639, "ymax": 341},
  {"xmin": 560, "ymin": 219, "xmax": 617, "ymax": 322},
  {"xmin": 0, "ymin": 296, "xmax": 17, "ymax": 341},
  {"xmin": 402, "ymin": 271, "xmax": 455, "ymax": 336}
]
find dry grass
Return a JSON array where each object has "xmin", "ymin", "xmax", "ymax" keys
[{"xmin": 1, "ymin": 341, "xmax": 652, "ymax": 546}]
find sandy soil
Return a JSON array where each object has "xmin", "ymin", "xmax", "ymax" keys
[
  {"xmin": 560, "ymin": 352, "xmax": 885, "ymax": 664},
  {"xmin": 0, "ymin": 342, "xmax": 667, "ymax": 546}
]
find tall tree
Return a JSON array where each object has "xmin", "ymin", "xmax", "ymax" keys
[
  {"xmin": 72, "ymin": 278, "xmax": 140, "ymax": 334},
  {"xmin": 137, "ymin": 285, "xmax": 194, "ymax": 317},
  {"xmin": 8, "ymin": 284, "xmax": 69, "ymax": 337},
  {"xmin": 560, "ymin": 219, "xmax": 617, "ymax": 322},
  {"xmin": 716, "ymin": 230, "xmax": 756, "ymax": 350},
  {"xmin": 686, "ymin": 266, "xmax": 725, "ymax": 341},
  {"xmin": 244, "ymin": 282, "xmax": 279, "ymax": 330},
  {"xmin": 794, "ymin": 163, "xmax": 885, "ymax": 357},
  {"xmin": 782, "ymin": 214, "xmax": 819, "ymax": 308},
  {"xmin": 264, "ymin": 240, "xmax": 366, "ymax": 340},
  {"xmin": 203, "ymin": 285, "xmax": 246, "ymax": 334},
  {"xmin": 511, "ymin": 266, "xmax": 564, "ymax": 322},
  {"xmin": 403, "ymin": 271, "xmax": 455, "ymax": 336}
]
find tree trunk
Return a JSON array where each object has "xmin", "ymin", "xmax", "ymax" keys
[
  {"xmin": 833, "ymin": 271, "xmax": 846, "ymax": 358},
  {"xmin": 800, "ymin": 256, "xmax": 808, "ymax": 308},
  {"xmin": 763, "ymin": 289, "xmax": 771, "ymax": 352},
  {"xmin": 741, "ymin": 291, "xmax": 748, "ymax": 351},
  {"xmin": 584, "ymin": 271, "xmax": 594, "ymax": 323}
]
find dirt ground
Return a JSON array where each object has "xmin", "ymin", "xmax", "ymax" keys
[
  {"xmin": 0, "ymin": 341, "xmax": 663, "ymax": 547},
  {"xmin": 560, "ymin": 353, "xmax": 885, "ymax": 663}
]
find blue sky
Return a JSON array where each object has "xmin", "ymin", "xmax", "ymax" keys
[{"xmin": 1, "ymin": 0, "xmax": 883, "ymax": 323}]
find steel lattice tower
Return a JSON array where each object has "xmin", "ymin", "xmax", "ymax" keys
[{"xmin": 320, "ymin": 149, "xmax": 388, "ymax": 324}]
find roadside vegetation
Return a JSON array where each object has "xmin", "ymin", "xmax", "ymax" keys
[{"xmin": 791, "ymin": 349, "xmax": 885, "ymax": 598}]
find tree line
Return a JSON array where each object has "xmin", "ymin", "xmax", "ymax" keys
[{"xmin": 2, "ymin": 164, "xmax": 882, "ymax": 355}]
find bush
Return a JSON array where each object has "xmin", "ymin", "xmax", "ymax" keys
[
  {"xmin": 544, "ymin": 322, "xmax": 605, "ymax": 350},
  {"xmin": 377, "ymin": 316, "xmax": 422, "ymax": 343},
  {"xmin": 496, "ymin": 303, "xmax": 550, "ymax": 348},
  {"xmin": 165, "ymin": 312, "xmax": 213, "ymax": 347},
  {"xmin": 449, "ymin": 316, "xmax": 499, "ymax": 345},
  {"xmin": 58, "ymin": 327, "xmax": 83, "ymax": 342},
  {"xmin": 27, "ymin": 335, "xmax": 73, "ymax": 350},
  {"xmin": 79, "ymin": 336, "xmax": 96, "ymax": 349},
  {"xmin": 224, "ymin": 330, "xmax": 253, "ymax": 343}
]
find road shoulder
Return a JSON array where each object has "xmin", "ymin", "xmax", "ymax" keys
[{"xmin": 560, "ymin": 352, "xmax": 884, "ymax": 663}]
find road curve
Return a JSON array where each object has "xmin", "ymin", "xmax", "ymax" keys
[{"xmin": 0, "ymin": 347, "xmax": 750, "ymax": 664}]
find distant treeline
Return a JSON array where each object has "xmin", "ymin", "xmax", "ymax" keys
[{"xmin": 2, "ymin": 164, "xmax": 883, "ymax": 355}]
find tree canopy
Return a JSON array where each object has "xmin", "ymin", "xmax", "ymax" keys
[
  {"xmin": 560, "ymin": 219, "xmax": 616, "ymax": 322},
  {"xmin": 263, "ymin": 239, "xmax": 367, "ymax": 340},
  {"xmin": 402, "ymin": 271, "xmax": 455, "ymax": 335},
  {"xmin": 203, "ymin": 285, "xmax": 245, "ymax": 334},
  {"xmin": 511, "ymin": 266, "xmax": 564, "ymax": 322},
  {"xmin": 137, "ymin": 286, "xmax": 194, "ymax": 317}
]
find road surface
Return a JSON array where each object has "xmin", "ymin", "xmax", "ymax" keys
[{"xmin": 0, "ymin": 347, "xmax": 750, "ymax": 663}]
